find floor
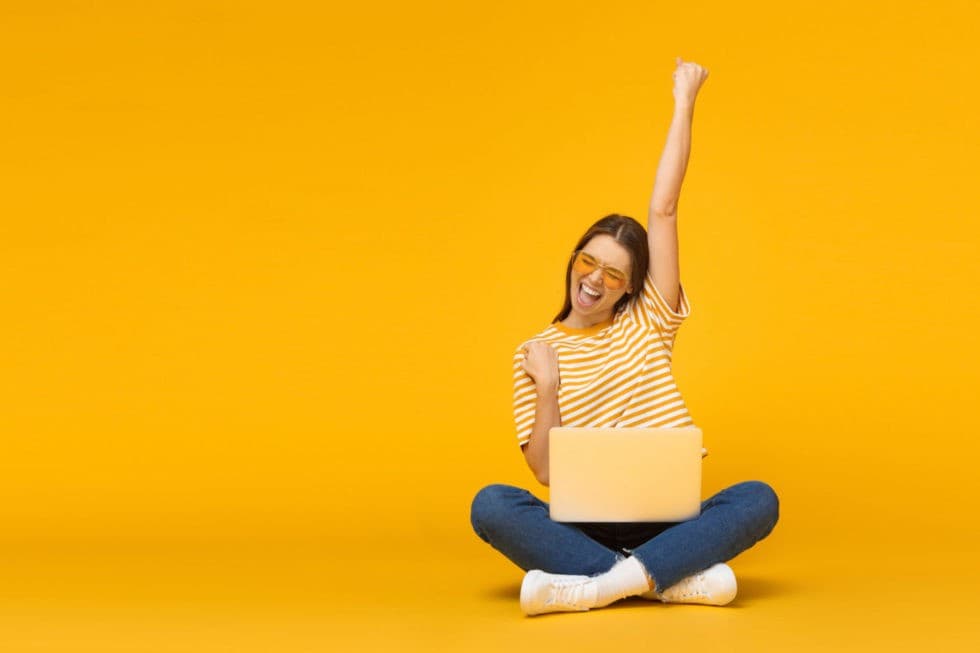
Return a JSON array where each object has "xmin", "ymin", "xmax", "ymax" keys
[{"xmin": 2, "ymin": 521, "xmax": 977, "ymax": 652}]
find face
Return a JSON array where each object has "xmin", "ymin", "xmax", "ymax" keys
[{"xmin": 567, "ymin": 234, "xmax": 633, "ymax": 325}]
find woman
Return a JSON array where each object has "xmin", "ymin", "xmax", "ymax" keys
[{"xmin": 470, "ymin": 58, "xmax": 779, "ymax": 616}]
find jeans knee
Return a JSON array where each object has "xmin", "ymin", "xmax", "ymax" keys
[
  {"xmin": 740, "ymin": 480, "xmax": 780, "ymax": 535},
  {"xmin": 470, "ymin": 484, "xmax": 516, "ymax": 541}
]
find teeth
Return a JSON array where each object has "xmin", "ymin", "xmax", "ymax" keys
[{"xmin": 581, "ymin": 285, "xmax": 601, "ymax": 297}]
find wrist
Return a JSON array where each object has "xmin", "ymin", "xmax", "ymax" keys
[
  {"xmin": 673, "ymin": 98, "xmax": 695, "ymax": 115},
  {"xmin": 536, "ymin": 381, "xmax": 560, "ymax": 397}
]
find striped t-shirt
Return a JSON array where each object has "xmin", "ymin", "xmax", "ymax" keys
[{"xmin": 513, "ymin": 271, "xmax": 695, "ymax": 447}]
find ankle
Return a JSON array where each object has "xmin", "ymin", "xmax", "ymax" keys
[{"xmin": 594, "ymin": 557, "xmax": 654, "ymax": 607}]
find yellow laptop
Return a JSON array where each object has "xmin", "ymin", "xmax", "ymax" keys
[{"xmin": 548, "ymin": 426, "xmax": 703, "ymax": 523}]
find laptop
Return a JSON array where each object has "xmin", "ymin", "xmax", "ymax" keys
[{"xmin": 548, "ymin": 426, "xmax": 703, "ymax": 523}]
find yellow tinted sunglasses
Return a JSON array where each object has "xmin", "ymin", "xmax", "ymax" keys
[{"xmin": 571, "ymin": 250, "xmax": 628, "ymax": 290}]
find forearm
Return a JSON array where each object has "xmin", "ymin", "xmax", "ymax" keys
[
  {"xmin": 649, "ymin": 101, "xmax": 695, "ymax": 218},
  {"xmin": 522, "ymin": 386, "xmax": 561, "ymax": 486}
]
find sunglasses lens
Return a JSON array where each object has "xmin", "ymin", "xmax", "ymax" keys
[
  {"xmin": 573, "ymin": 252, "xmax": 597, "ymax": 275},
  {"xmin": 603, "ymin": 271, "xmax": 626, "ymax": 290}
]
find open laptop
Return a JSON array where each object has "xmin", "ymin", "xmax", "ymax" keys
[{"xmin": 548, "ymin": 426, "xmax": 703, "ymax": 523}]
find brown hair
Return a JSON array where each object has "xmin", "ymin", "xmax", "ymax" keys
[{"xmin": 553, "ymin": 214, "xmax": 649, "ymax": 323}]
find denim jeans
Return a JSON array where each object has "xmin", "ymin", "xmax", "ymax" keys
[{"xmin": 470, "ymin": 480, "xmax": 779, "ymax": 593}]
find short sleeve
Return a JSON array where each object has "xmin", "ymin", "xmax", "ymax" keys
[
  {"xmin": 512, "ymin": 345, "xmax": 536, "ymax": 447},
  {"xmin": 627, "ymin": 270, "xmax": 692, "ymax": 346}
]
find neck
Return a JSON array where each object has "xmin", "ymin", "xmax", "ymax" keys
[{"xmin": 561, "ymin": 310, "xmax": 613, "ymax": 330}]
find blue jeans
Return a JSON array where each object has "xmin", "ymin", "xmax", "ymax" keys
[{"xmin": 470, "ymin": 480, "xmax": 779, "ymax": 593}]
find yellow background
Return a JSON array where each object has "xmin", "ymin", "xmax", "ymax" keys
[{"xmin": 2, "ymin": 1, "xmax": 979, "ymax": 650}]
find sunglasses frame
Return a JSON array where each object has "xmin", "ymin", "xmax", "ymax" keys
[{"xmin": 571, "ymin": 250, "xmax": 629, "ymax": 290}]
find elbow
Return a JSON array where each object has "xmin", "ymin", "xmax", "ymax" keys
[
  {"xmin": 649, "ymin": 206, "xmax": 678, "ymax": 221},
  {"xmin": 528, "ymin": 461, "xmax": 549, "ymax": 486},
  {"xmin": 522, "ymin": 443, "xmax": 550, "ymax": 486}
]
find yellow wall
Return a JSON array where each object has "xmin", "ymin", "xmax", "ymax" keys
[{"xmin": 2, "ymin": 1, "xmax": 978, "ymax": 558}]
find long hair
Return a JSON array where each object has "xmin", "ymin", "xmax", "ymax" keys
[{"xmin": 553, "ymin": 214, "xmax": 649, "ymax": 323}]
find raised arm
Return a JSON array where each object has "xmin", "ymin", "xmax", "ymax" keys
[
  {"xmin": 648, "ymin": 57, "xmax": 709, "ymax": 313},
  {"xmin": 519, "ymin": 341, "xmax": 561, "ymax": 486}
]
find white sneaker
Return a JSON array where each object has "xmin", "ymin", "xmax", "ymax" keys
[
  {"xmin": 642, "ymin": 563, "xmax": 737, "ymax": 606},
  {"xmin": 520, "ymin": 570, "xmax": 599, "ymax": 616}
]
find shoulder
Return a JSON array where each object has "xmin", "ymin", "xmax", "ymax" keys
[{"xmin": 515, "ymin": 324, "xmax": 562, "ymax": 351}]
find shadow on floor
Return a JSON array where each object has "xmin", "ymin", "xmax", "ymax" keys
[
  {"xmin": 483, "ymin": 583, "xmax": 522, "ymax": 601},
  {"xmin": 731, "ymin": 574, "xmax": 800, "ymax": 604}
]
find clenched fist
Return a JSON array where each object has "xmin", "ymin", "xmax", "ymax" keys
[
  {"xmin": 521, "ymin": 341, "xmax": 560, "ymax": 393},
  {"xmin": 672, "ymin": 57, "xmax": 709, "ymax": 108}
]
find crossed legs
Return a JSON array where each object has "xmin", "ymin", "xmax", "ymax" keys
[{"xmin": 470, "ymin": 481, "xmax": 779, "ymax": 613}]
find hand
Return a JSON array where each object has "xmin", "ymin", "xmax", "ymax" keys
[
  {"xmin": 521, "ymin": 341, "xmax": 560, "ymax": 392},
  {"xmin": 672, "ymin": 57, "xmax": 709, "ymax": 108}
]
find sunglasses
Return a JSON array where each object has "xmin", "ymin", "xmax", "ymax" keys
[{"xmin": 571, "ymin": 250, "xmax": 629, "ymax": 290}]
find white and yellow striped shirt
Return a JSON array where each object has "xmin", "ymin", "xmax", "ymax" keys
[{"xmin": 513, "ymin": 271, "xmax": 694, "ymax": 447}]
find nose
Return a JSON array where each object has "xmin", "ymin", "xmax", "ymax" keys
[{"xmin": 585, "ymin": 268, "xmax": 604, "ymax": 287}]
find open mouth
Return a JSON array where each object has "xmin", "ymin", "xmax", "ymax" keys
[{"xmin": 577, "ymin": 282, "xmax": 602, "ymax": 308}]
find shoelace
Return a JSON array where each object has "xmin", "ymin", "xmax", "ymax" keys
[
  {"xmin": 670, "ymin": 572, "xmax": 708, "ymax": 599},
  {"xmin": 546, "ymin": 578, "xmax": 593, "ymax": 609}
]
